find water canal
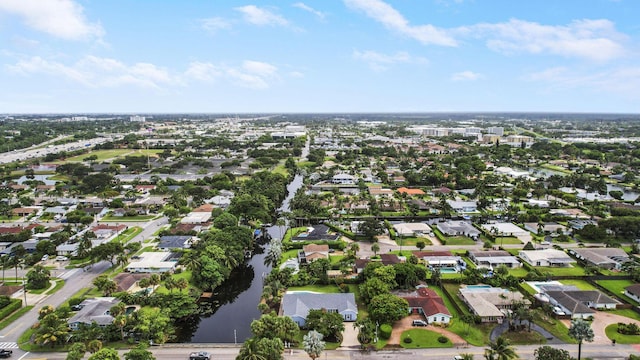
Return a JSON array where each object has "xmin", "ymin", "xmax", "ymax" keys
[{"xmin": 177, "ymin": 174, "xmax": 304, "ymax": 343}]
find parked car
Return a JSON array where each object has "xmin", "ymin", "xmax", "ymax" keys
[
  {"xmin": 0, "ymin": 349, "xmax": 12, "ymax": 358},
  {"xmin": 189, "ymin": 351, "xmax": 211, "ymax": 360},
  {"xmin": 412, "ymin": 319, "xmax": 428, "ymax": 327},
  {"xmin": 41, "ymin": 254, "xmax": 49, "ymax": 261},
  {"xmin": 56, "ymin": 256, "xmax": 69, "ymax": 262}
]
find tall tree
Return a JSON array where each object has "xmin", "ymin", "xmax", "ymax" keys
[
  {"xmin": 124, "ymin": 345, "xmax": 156, "ymax": 360},
  {"xmin": 484, "ymin": 337, "xmax": 518, "ymax": 360},
  {"xmin": 88, "ymin": 348, "xmax": 120, "ymax": 360},
  {"xmin": 303, "ymin": 330, "xmax": 325, "ymax": 360},
  {"xmin": 534, "ymin": 346, "xmax": 570, "ymax": 360},
  {"xmin": 568, "ymin": 319, "xmax": 594, "ymax": 360}
]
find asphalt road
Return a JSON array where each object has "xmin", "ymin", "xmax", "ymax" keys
[
  {"xmin": 0, "ymin": 217, "xmax": 168, "ymax": 358},
  {"xmin": 13, "ymin": 343, "xmax": 640, "ymax": 360}
]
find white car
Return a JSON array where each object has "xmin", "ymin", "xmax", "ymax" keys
[{"xmin": 56, "ymin": 256, "xmax": 69, "ymax": 262}]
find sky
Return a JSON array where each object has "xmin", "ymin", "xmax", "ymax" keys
[{"xmin": 0, "ymin": 0, "xmax": 639, "ymax": 113}]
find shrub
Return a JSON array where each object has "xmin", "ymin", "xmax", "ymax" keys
[
  {"xmin": 403, "ymin": 336, "xmax": 412, "ymax": 344},
  {"xmin": 618, "ymin": 322, "xmax": 640, "ymax": 335},
  {"xmin": 437, "ymin": 336, "xmax": 448, "ymax": 344},
  {"xmin": 338, "ymin": 283, "xmax": 349, "ymax": 293},
  {"xmin": 68, "ymin": 297, "xmax": 85, "ymax": 307},
  {"xmin": 379, "ymin": 324, "xmax": 392, "ymax": 340}
]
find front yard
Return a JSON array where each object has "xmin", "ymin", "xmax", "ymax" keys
[
  {"xmin": 596, "ymin": 279, "xmax": 639, "ymax": 306},
  {"xmin": 400, "ymin": 329, "xmax": 453, "ymax": 348}
]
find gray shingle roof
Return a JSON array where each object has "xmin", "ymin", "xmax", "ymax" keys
[{"xmin": 282, "ymin": 293, "xmax": 357, "ymax": 319}]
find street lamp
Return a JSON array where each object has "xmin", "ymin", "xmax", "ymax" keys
[{"xmin": 22, "ymin": 275, "xmax": 27, "ymax": 307}]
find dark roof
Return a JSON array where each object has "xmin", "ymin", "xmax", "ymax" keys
[
  {"xmin": 113, "ymin": 273, "xmax": 150, "ymax": 292},
  {"xmin": 292, "ymin": 224, "xmax": 340, "ymax": 242},
  {"xmin": 403, "ymin": 288, "xmax": 451, "ymax": 317},
  {"xmin": 380, "ymin": 253, "xmax": 401, "ymax": 265},
  {"xmin": 546, "ymin": 291, "xmax": 595, "ymax": 315},
  {"xmin": 158, "ymin": 235, "xmax": 192, "ymax": 249},
  {"xmin": 626, "ymin": 284, "xmax": 640, "ymax": 297},
  {"xmin": 354, "ymin": 259, "xmax": 370, "ymax": 269}
]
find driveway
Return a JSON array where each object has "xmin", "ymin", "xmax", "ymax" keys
[
  {"xmin": 338, "ymin": 322, "xmax": 360, "ymax": 349},
  {"xmin": 561, "ymin": 311, "xmax": 640, "ymax": 344},
  {"xmin": 388, "ymin": 315, "xmax": 466, "ymax": 347}
]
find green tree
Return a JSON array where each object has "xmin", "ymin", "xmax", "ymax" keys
[
  {"xmin": 305, "ymin": 309, "xmax": 345, "ymax": 342},
  {"xmin": 33, "ymin": 313, "xmax": 69, "ymax": 348},
  {"xmin": 131, "ymin": 307, "xmax": 173, "ymax": 344},
  {"xmin": 303, "ymin": 330, "xmax": 325, "ymax": 360},
  {"xmin": 416, "ymin": 241, "xmax": 426, "ymax": 251},
  {"xmin": 124, "ymin": 345, "xmax": 156, "ymax": 360},
  {"xmin": 87, "ymin": 339, "xmax": 103, "ymax": 354},
  {"xmin": 371, "ymin": 242, "xmax": 380, "ymax": 257},
  {"xmin": 359, "ymin": 278, "xmax": 391, "ymax": 304},
  {"xmin": 250, "ymin": 312, "xmax": 299, "ymax": 343},
  {"xmin": 66, "ymin": 342, "xmax": 87, "ymax": 360},
  {"xmin": 568, "ymin": 319, "xmax": 594, "ymax": 360},
  {"xmin": 358, "ymin": 218, "xmax": 385, "ymax": 240},
  {"xmin": 534, "ymin": 346, "xmax": 570, "ymax": 360},
  {"xmin": 88, "ymin": 348, "xmax": 120, "ymax": 360},
  {"xmin": 484, "ymin": 337, "xmax": 518, "ymax": 360},
  {"xmin": 461, "ymin": 313, "xmax": 476, "ymax": 336},
  {"xmin": 236, "ymin": 337, "xmax": 283, "ymax": 360},
  {"xmin": 353, "ymin": 318, "xmax": 376, "ymax": 348},
  {"xmin": 368, "ymin": 294, "xmax": 408, "ymax": 325},
  {"xmin": 26, "ymin": 264, "xmax": 51, "ymax": 289},
  {"xmin": 213, "ymin": 212, "xmax": 238, "ymax": 230}
]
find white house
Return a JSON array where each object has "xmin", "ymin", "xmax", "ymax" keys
[
  {"xmin": 519, "ymin": 249, "xmax": 575, "ymax": 267},
  {"xmin": 624, "ymin": 284, "xmax": 640, "ymax": 303},
  {"xmin": 126, "ymin": 252, "xmax": 178, "ymax": 273},
  {"xmin": 281, "ymin": 292, "xmax": 358, "ymax": 327},
  {"xmin": 393, "ymin": 223, "xmax": 432, "ymax": 237},
  {"xmin": 332, "ymin": 173, "xmax": 356, "ymax": 185}
]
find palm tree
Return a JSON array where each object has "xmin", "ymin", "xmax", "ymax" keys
[
  {"xmin": 113, "ymin": 315, "xmax": 127, "ymax": 340},
  {"xmin": 175, "ymin": 278, "xmax": 188, "ymax": 293},
  {"xmin": 303, "ymin": 330, "xmax": 325, "ymax": 360},
  {"xmin": 86, "ymin": 339, "xmax": 102, "ymax": 354},
  {"xmin": 0, "ymin": 255, "xmax": 8, "ymax": 283},
  {"xmin": 180, "ymin": 250, "xmax": 201, "ymax": 272},
  {"xmin": 371, "ymin": 242, "xmax": 380, "ymax": 257},
  {"xmin": 164, "ymin": 277, "xmax": 176, "ymax": 293},
  {"xmin": 460, "ymin": 354, "xmax": 474, "ymax": 360},
  {"xmin": 116, "ymin": 253, "xmax": 129, "ymax": 269},
  {"xmin": 484, "ymin": 337, "xmax": 518, "ymax": 360},
  {"xmin": 568, "ymin": 319, "xmax": 594, "ymax": 360}
]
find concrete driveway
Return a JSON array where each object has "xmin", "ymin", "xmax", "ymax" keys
[
  {"xmin": 562, "ymin": 311, "xmax": 640, "ymax": 344},
  {"xmin": 339, "ymin": 322, "xmax": 360, "ymax": 349}
]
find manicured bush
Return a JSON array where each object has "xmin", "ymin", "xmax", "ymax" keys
[
  {"xmin": 379, "ymin": 323, "xmax": 392, "ymax": 340},
  {"xmin": 618, "ymin": 322, "xmax": 640, "ymax": 335},
  {"xmin": 403, "ymin": 336, "xmax": 412, "ymax": 344},
  {"xmin": 437, "ymin": 336, "xmax": 448, "ymax": 344},
  {"xmin": 0, "ymin": 299, "xmax": 22, "ymax": 319},
  {"xmin": 68, "ymin": 297, "xmax": 85, "ymax": 307}
]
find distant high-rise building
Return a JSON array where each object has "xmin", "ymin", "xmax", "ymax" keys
[
  {"xmin": 130, "ymin": 115, "xmax": 146, "ymax": 122},
  {"xmin": 487, "ymin": 127, "xmax": 504, "ymax": 136}
]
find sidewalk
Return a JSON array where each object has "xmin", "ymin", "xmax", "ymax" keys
[{"xmin": 10, "ymin": 278, "xmax": 58, "ymax": 307}]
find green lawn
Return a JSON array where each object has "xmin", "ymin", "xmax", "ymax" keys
[
  {"xmin": 101, "ymin": 215, "xmax": 157, "ymax": 222},
  {"xmin": 61, "ymin": 149, "xmax": 163, "ymax": 162},
  {"xmin": 397, "ymin": 237, "xmax": 432, "ymax": 246},
  {"xmin": 400, "ymin": 329, "xmax": 453, "ymax": 348},
  {"xmin": 596, "ymin": 279, "xmax": 639, "ymax": 306},
  {"xmin": 493, "ymin": 237, "xmax": 523, "ymax": 245},
  {"xmin": 508, "ymin": 267, "xmax": 531, "ymax": 278},
  {"xmin": 605, "ymin": 324, "xmax": 640, "ymax": 344},
  {"xmin": 287, "ymin": 285, "xmax": 342, "ymax": 294},
  {"xmin": 330, "ymin": 255, "xmax": 344, "ymax": 265},
  {"xmin": 610, "ymin": 308, "xmax": 640, "ymax": 322},
  {"xmin": 560, "ymin": 279, "xmax": 597, "ymax": 290},
  {"xmin": 531, "ymin": 309, "xmax": 575, "ymax": 343},
  {"xmin": 536, "ymin": 266, "xmax": 586, "ymax": 276},
  {"xmin": 500, "ymin": 329, "xmax": 547, "ymax": 345},
  {"xmin": 442, "ymin": 236, "xmax": 477, "ymax": 246},
  {"xmin": 116, "ymin": 226, "xmax": 143, "ymax": 243}
]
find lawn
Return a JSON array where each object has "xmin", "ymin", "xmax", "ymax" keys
[
  {"xmin": 536, "ymin": 266, "xmax": 586, "ymax": 277},
  {"xmin": 400, "ymin": 329, "xmax": 453, "ymax": 348},
  {"xmin": 605, "ymin": 324, "xmax": 640, "ymax": 344},
  {"xmin": 493, "ymin": 236, "xmax": 523, "ymax": 245},
  {"xmin": 596, "ymin": 279, "xmax": 639, "ymax": 306},
  {"xmin": 116, "ymin": 226, "xmax": 143, "ymax": 243},
  {"xmin": 610, "ymin": 308, "xmax": 640, "ymax": 322},
  {"xmin": 530, "ymin": 309, "xmax": 575, "ymax": 343},
  {"xmin": 500, "ymin": 329, "xmax": 547, "ymax": 345},
  {"xmin": 508, "ymin": 267, "xmax": 531, "ymax": 278},
  {"xmin": 62, "ymin": 149, "xmax": 163, "ymax": 162},
  {"xmin": 560, "ymin": 279, "xmax": 597, "ymax": 290},
  {"xmin": 442, "ymin": 236, "xmax": 477, "ymax": 246},
  {"xmin": 101, "ymin": 215, "xmax": 157, "ymax": 222},
  {"xmin": 287, "ymin": 285, "xmax": 342, "ymax": 294},
  {"xmin": 397, "ymin": 236, "xmax": 432, "ymax": 246}
]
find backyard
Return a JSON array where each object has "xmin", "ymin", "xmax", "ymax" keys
[{"xmin": 596, "ymin": 279, "xmax": 639, "ymax": 306}]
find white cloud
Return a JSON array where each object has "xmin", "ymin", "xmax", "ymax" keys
[
  {"xmin": 344, "ymin": 0, "xmax": 457, "ymax": 46},
  {"xmin": 524, "ymin": 66, "xmax": 640, "ymax": 97},
  {"xmin": 7, "ymin": 55, "xmax": 176, "ymax": 89},
  {"xmin": 451, "ymin": 70, "xmax": 483, "ymax": 81},
  {"xmin": 461, "ymin": 18, "xmax": 626, "ymax": 62},
  {"xmin": 185, "ymin": 60, "xmax": 280, "ymax": 89},
  {"xmin": 200, "ymin": 17, "xmax": 233, "ymax": 33},
  {"xmin": 0, "ymin": 0, "xmax": 104, "ymax": 41},
  {"xmin": 235, "ymin": 5, "xmax": 289, "ymax": 27},
  {"xmin": 353, "ymin": 50, "xmax": 427, "ymax": 71},
  {"xmin": 293, "ymin": 2, "xmax": 325, "ymax": 19}
]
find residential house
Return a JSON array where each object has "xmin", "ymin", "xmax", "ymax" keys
[
  {"xmin": 481, "ymin": 222, "xmax": 528, "ymax": 237},
  {"xmin": 281, "ymin": 292, "xmax": 358, "ymax": 327},
  {"xmin": 331, "ymin": 173, "xmax": 356, "ymax": 185},
  {"xmin": 126, "ymin": 252, "xmax": 179, "ymax": 273},
  {"xmin": 68, "ymin": 297, "xmax": 121, "ymax": 330},
  {"xmin": 397, "ymin": 187, "xmax": 425, "ymax": 196},
  {"xmin": 436, "ymin": 221, "xmax": 480, "ymax": 239},
  {"xmin": 459, "ymin": 286, "xmax": 529, "ymax": 323},
  {"xmin": 393, "ymin": 223, "xmax": 432, "ymax": 237},
  {"xmin": 469, "ymin": 250, "xmax": 522, "ymax": 269},
  {"xmin": 380, "ymin": 253, "xmax": 402, "ymax": 265},
  {"xmin": 158, "ymin": 236, "xmax": 193, "ymax": 251},
  {"xmin": 570, "ymin": 248, "xmax": 630, "ymax": 270},
  {"xmin": 403, "ymin": 287, "xmax": 452, "ymax": 324},
  {"xmin": 419, "ymin": 251, "xmax": 464, "ymax": 272},
  {"xmin": 624, "ymin": 284, "xmax": 640, "ymax": 303},
  {"xmin": 11, "ymin": 207, "xmax": 39, "ymax": 217},
  {"xmin": 113, "ymin": 273, "xmax": 151, "ymax": 293},
  {"xmin": 523, "ymin": 222, "xmax": 568, "ymax": 235},
  {"xmin": 368, "ymin": 186, "xmax": 394, "ymax": 198},
  {"xmin": 298, "ymin": 244, "xmax": 329, "ymax": 264},
  {"xmin": 446, "ymin": 200, "xmax": 478, "ymax": 213},
  {"xmin": 291, "ymin": 225, "xmax": 340, "ymax": 242},
  {"xmin": 519, "ymin": 249, "xmax": 575, "ymax": 267},
  {"xmin": 542, "ymin": 285, "xmax": 617, "ymax": 319}
]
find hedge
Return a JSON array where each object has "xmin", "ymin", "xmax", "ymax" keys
[
  {"xmin": 379, "ymin": 323, "xmax": 392, "ymax": 339},
  {"xmin": 0, "ymin": 299, "xmax": 23, "ymax": 320}
]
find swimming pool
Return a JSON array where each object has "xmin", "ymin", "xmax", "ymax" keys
[
  {"xmin": 465, "ymin": 285, "xmax": 492, "ymax": 290},
  {"xmin": 439, "ymin": 267, "xmax": 458, "ymax": 273}
]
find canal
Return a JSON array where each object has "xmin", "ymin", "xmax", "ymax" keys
[{"xmin": 177, "ymin": 173, "xmax": 305, "ymax": 343}]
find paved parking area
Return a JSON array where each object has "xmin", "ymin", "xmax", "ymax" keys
[{"xmin": 562, "ymin": 311, "xmax": 640, "ymax": 344}]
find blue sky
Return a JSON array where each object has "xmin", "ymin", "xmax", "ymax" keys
[{"xmin": 0, "ymin": 0, "xmax": 639, "ymax": 113}]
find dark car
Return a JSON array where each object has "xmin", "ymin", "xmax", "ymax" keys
[{"xmin": 0, "ymin": 349, "xmax": 12, "ymax": 358}]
